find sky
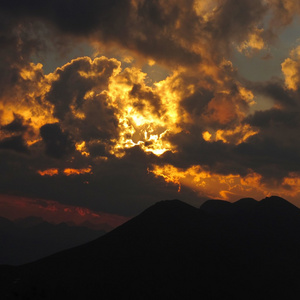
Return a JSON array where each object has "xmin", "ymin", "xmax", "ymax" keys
[{"xmin": 1, "ymin": 0, "xmax": 300, "ymax": 227}]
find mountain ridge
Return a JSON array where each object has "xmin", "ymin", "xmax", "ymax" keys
[{"xmin": 1, "ymin": 195, "xmax": 300, "ymax": 299}]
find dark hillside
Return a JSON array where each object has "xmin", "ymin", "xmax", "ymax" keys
[{"xmin": 1, "ymin": 197, "xmax": 300, "ymax": 299}]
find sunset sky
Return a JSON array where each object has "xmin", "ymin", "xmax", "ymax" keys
[{"xmin": 1, "ymin": 0, "xmax": 300, "ymax": 226}]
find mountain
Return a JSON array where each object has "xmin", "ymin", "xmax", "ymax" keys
[
  {"xmin": 233, "ymin": 197, "xmax": 258, "ymax": 209},
  {"xmin": 200, "ymin": 199, "xmax": 234, "ymax": 215},
  {"xmin": 0, "ymin": 217, "xmax": 106, "ymax": 265},
  {"xmin": 1, "ymin": 196, "xmax": 300, "ymax": 299}
]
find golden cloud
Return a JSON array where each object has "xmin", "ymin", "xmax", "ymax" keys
[
  {"xmin": 204, "ymin": 124, "xmax": 258, "ymax": 145},
  {"xmin": 151, "ymin": 164, "xmax": 252, "ymax": 200},
  {"xmin": 37, "ymin": 167, "xmax": 92, "ymax": 176},
  {"xmin": 151, "ymin": 164, "xmax": 300, "ymax": 203},
  {"xmin": 63, "ymin": 168, "xmax": 92, "ymax": 176},
  {"xmin": 37, "ymin": 169, "xmax": 59, "ymax": 176},
  {"xmin": 237, "ymin": 27, "xmax": 266, "ymax": 55},
  {"xmin": 281, "ymin": 46, "xmax": 300, "ymax": 90}
]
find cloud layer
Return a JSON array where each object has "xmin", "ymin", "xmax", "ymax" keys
[{"xmin": 1, "ymin": 0, "xmax": 300, "ymax": 217}]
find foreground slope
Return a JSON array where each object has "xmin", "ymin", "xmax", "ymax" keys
[{"xmin": 1, "ymin": 196, "xmax": 300, "ymax": 299}]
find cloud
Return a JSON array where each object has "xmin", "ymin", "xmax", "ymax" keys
[
  {"xmin": 1, "ymin": 114, "xmax": 29, "ymax": 133},
  {"xmin": 0, "ymin": 144, "xmax": 203, "ymax": 216},
  {"xmin": 0, "ymin": 0, "xmax": 279, "ymax": 71},
  {"xmin": 46, "ymin": 56, "xmax": 120, "ymax": 120},
  {"xmin": 38, "ymin": 169, "xmax": 59, "ymax": 176},
  {"xmin": 281, "ymin": 46, "xmax": 300, "ymax": 91},
  {"xmin": 268, "ymin": 0, "xmax": 300, "ymax": 27},
  {"xmin": 0, "ymin": 114, "xmax": 33, "ymax": 153},
  {"xmin": 0, "ymin": 135, "xmax": 29, "ymax": 154},
  {"xmin": 0, "ymin": 12, "xmax": 46, "ymax": 101},
  {"xmin": 1, "ymin": 0, "xmax": 300, "ymax": 217},
  {"xmin": 246, "ymin": 107, "xmax": 299, "ymax": 128},
  {"xmin": 40, "ymin": 123, "xmax": 75, "ymax": 158},
  {"xmin": 249, "ymin": 78, "xmax": 297, "ymax": 107},
  {"xmin": 1, "ymin": 0, "xmax": 300, "ymax": 77},
  {"xmin": 0, "ymin": 194, "xmax": 129, "ymax": 229}
]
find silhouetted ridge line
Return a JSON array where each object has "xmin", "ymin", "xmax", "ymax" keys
[
  {"xmin": 200, "ymin": 199, "xmax": 233, "ymax": 215},
  {"xmin": 233, "ymin": 197, "xmax": 257, "ymax": 207},
  {"xmin": 107, "ymin": 199, "xmax": 200, "ymax": 241},
  {"xmin": 260, "ymin": 195, "xmax": 299, "ymax": 209},
  {"xmin": 1, "ymin": 195, "xmax": 300, "ymax": 299},
  {"xmin": 142, "ymin": 199, "xmax": 197, "ymax": 215}
]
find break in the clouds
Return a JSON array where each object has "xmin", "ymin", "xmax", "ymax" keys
[{"xmin": 1, "ymin": 0, "xmax": 300, "ymax": 219}]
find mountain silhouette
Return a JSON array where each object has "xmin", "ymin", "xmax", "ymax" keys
[
  {"xmin": 233, "ymin": 197, "xmax": 258, "ymax": 209},
  {"xmin": 200, "ymin": 199, "xmax": 235, "ymax": 215},
  {"xmin": 1, "ymin": 196, "xmax": 300, "ymax": 299}
]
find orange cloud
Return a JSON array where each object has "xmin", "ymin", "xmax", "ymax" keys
[
  {"xmin": 237, "ymin": 27, "xmax": 266, "ymax": 55},
  {"xmin": 104, "ymin": 66, "xmax": 182, "ymax": 157},
  {"xmin": 151, "ymin": 164, "xmax": 300, "ymax": 206},
  {"xmin": 75, "ymin": 141, "xmax": 90, "ymax": 157},
  {"xmin": 204, "ymin": 124, "xmax": 259, "ymax": 145},
  {"xmin": 0, "ymin": 62, "xmax": 57, "ymax": 134},
  {"xmin": 281, "ymin": 46, "xmax": 300, "ymax": 90},
  {"xmin": 63, "ymin": 167, "xmax": 92, "ymax": 176},
  {"xmin": 37, "ymin": 169, "xmax": 59, "ymax": 176},
  {"xmin": 1, "ymin": 50, "xmax": 256, "ymax": 162},
  {"xmin": 202, "ymin": 86, "xmax": 254, "ymax": 126},
  {"xmin": 38, "ymin": 168, "xmax": 93, "ymax": 176}
]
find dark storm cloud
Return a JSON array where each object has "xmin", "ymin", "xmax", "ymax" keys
[
  {"xmin": 0, "ymin": 0, "xmax": 270, "ymax": 68},
  {"xmin": 0, "ymin": 13, "xmax": 45, "ymax": 97},
  {"xmin": 76, "ymin": 94, "xmax": 119, "ymax": 142},
  {"xmin": 0, "ymin": 135, "xmax": 29, "ymax": 154},
  {"xmin": 0, "ymin": 145, "xmax": 203, "ymax": 216},
  {"xmin": 162, "ymin": 129, "xmax": 245, "ymax": 175},
  {"xmin": 40, "ymin": 123, "xmax": 75, "ymax": 159},
  {"xmin": 0, "ymin": 0, "xmax": 130, "ymax": 35},
  {"xmin": 206, "ymin": 0, "xmax": 268, "ymax": 52},
  {"xmin": 181, "ymin": 88, "xmax": 214, "ymax": 117},
  {"xmin": 233, "ymin": 137, "xmax": 300, "ymax": 183},
  {"xmin": 239, "ymin": 100, "xmax": 300, "ymax": 180},
  {"xmin": 87, "ymin": 142, "xmax": 108, "ymax": 158},
  {"xmin": 1, "ymin": 0, "xmax": 299, "ymax": 74},
  {"xmin": 0, "ymin": 114, "xmax": 34, "ymax": 154},
  {"xmin": 162, "ymin": 124, "xmax": 300, "ymax": 183},
  {"xmin": 246, "ymin": 107, "xmax": 299, "ymax": 128}
]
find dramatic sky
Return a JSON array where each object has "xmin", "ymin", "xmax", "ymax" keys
[{"xmin": 1, "ymin": 0, "xmax": 300, "ymax": 226}]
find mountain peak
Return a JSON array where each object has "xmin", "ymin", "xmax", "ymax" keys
[
  {"xmin": 140, "ymin": 199, "xmax": 197, "ymax": 218},
  {"xmin": 233, "ymin": 198, "xmax": 258, "ymax": 209},
  {"xmin": 259, "ymin": 196, "xmax": 300, "ymax": 213},
  {"xmin": 153, "ymin": 199, "xmax": 195, "ymax": 209},
  {"xmin": 260, "ymin": 195, "xmax": 291, "ymax": 205},
  {"xmin": 109, "ymin": 199, "xmax": 198, "ymax": 238},
  {"xmin": 200, "ymin": 199, "xmax": 233, "ymax": 215}
]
